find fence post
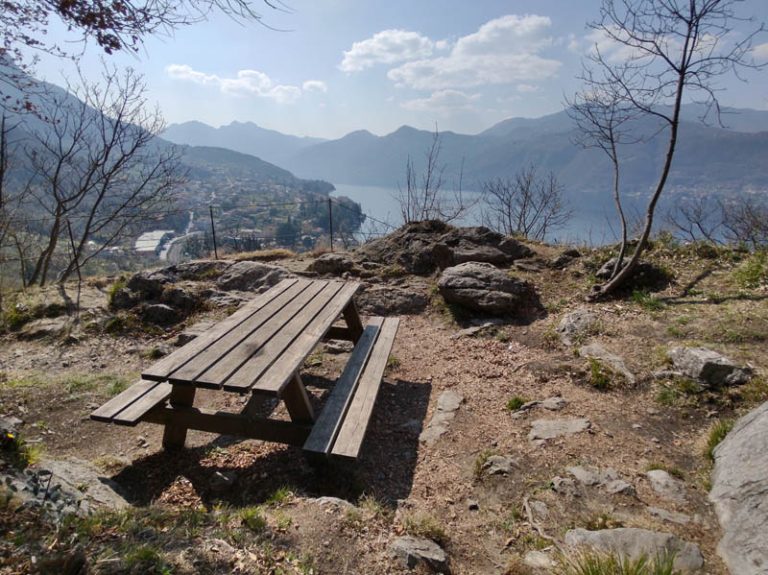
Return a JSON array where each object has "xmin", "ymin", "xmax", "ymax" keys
[
  {"xmin": 328, "ymin": 197, "xmax": 334, "ymax": 252},
  {"xmin": 209, "ymin": 205, "xmax": 219, "ymax": 260}
]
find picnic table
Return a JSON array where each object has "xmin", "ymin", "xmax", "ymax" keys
[{"xmin": 90, "ymin": 278, "xmax": 399, "ymax": 460}]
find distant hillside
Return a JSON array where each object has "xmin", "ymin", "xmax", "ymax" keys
[
  {"xmin": 163, "ymin": 121, "xmax": 326, "ymax": 168},
  {"xmin": 279, "ymin": 106, "xmax": 768, "ymax": 203}
]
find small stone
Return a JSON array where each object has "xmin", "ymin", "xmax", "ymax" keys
[
  {"xmin": 632, "ymin": 424, "xmax": 642, "ymax": 429},
  {"xmin": 419, "ymin": 390, "xmax": 464, "ymax": 445},
  {"xmin": 524, "ymin": 550, "xmax": 557, "ymax": 569},
  {"xmin": 605, "ymin": 479, "xmax": 636, "ymax": 496},
  {"xmin": 467, "ymin": 499, "xmax": 479, "ymax": 511},
  {"xmin": 551, "ymin": 476, "xmax": 578, "ymax": 495},
  {"xmin": 541, "ymin": 397, "xmax": 568, "ymax": 411},
  {"xmin": 647, "ymin": 506, "xmax": 691, "ymax": 525},
  {"xmin": 483, "ymin": 455, "xmax": 517, "ymax": 476},
  {"xmin": 389, "ymin": 536, "xmax": 449, "ymax": 572},
  {"xmin": 646, "ymin": 470, "xmax": 687, "ymax": 503},
  {"xmin": 529, "ymin": 418, "xmax": 591, "ymax": 442}
]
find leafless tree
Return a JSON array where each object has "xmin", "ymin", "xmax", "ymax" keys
[
  {"xmin": 665, "ymin": 195, "xmax": 724, "ymax": 244},
  {"xmin": 720, "ymin": 196, "xmax": 768, "ymax": 249},
  {"xmin": 396, "ymin": 127, "xmax": 471, "ymax": 224},
  {"xmin": 19, "ymin": 65, "xmax": 183, "ymax": 286},
  {"xmin": 574, "ymin": 0, "xmax": 765, "ymax": 300},
  {"xmin": 481, "ymin": 164, "xmax": 572, "ymax": 241}
]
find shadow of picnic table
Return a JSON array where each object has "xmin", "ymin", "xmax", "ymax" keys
[{"xmin": 110, "ymin": 376, "xmax": 430, "ymax": 509}]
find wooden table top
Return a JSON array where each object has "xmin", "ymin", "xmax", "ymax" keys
[{"xmin": 141, "ymin": 278, "xmax": 360, "ymax": 396}]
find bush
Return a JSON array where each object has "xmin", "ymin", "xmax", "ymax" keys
[
  {"xmin": 732, "ymin": 251, "xmax": 767, "ymax": 289},
  {"xmin": 705, "ymin": 419, "xmax": 734, "ymax": 462}
]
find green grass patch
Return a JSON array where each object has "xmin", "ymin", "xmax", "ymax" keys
[
  {"xmin": 632, "ymin": 290, "xmax": 665, "ymax": 312},
  {"xmin": 587, "ymin": 358, "xmax": 612, "ymax": 391},
  {"xmin": 557, "ymin": 550, "xmax": 679, "ymax": 575},
  {"xmin": 705, "ymin": 420, "xmax": 734, "ymax": 462},
  {"xmin": 1, "ymin": 431, "xmax": 43, "ymax": 469},
  {"xmin": 402, "ymin": 512, "xmax": 448, "ymax": 546},
  {"xmin": 239, "ymin": 506, "xmax": 267, "ymax": 533},
  {"xmin": 506, "ymin": 396, "xmax": 528, "ymax": 411},
  {"xmin": 732, "ymin": 250, "xmax": 767, "ymax": 289},
  {"xmin": 473, "ymin": 449, "xmax": 495, "ymax": 479},
  {"xmin": 265, "ymin": 485, "xmax": 294, "ymax": 506}
]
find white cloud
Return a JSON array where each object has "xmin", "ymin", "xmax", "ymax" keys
[
  {"xmin": 165, "ymin": 65, "xmax": 314, "ymax": 104},
  {"xmin": 516, "ymin": 84, "xmax": 539, "ymax": 93},
  {"xmin": 753, "ymin": 42, "xmax": 768, "ymax": 63},
  {"xmin": 340, "ymin": 29, "xmax": 435, "ymax": 72},
  {"xmin": 387, "ymin": 15, "xmax": 561, "ymax": 90},
  {"xmin": 302, "ymin": 80, "xmax": 328, "ymax": 93},
  {"xmin": 401, "ymin": 89, "xmax": 480, "ymax": 112}
]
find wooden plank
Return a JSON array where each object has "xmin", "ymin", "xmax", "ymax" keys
[
  {"xmin": 110, "ymin": 382, "xmax": 172, "ymax": 425},
  {"xmin": 282, "ymin": 373, "xmax": 315, "ymax": 424},
  {"xmin": 303, "ymin": 318, "xmax": 383, "ymax": 455},
  {"xmin": 244, "ymin": 281, "xmax": 360, "ymax": 394},
  {"xmin": 169, "ymin": 280, "xmax": 325, "ymax": 386},
  {"xmin": 342, "ymin": 299, "xmax": 364, "ymax": 342},
  {"xmin": 90, "ymin": 380, "xmax": 167, "ymax": 423},
  {"xmin": 193, "ymin": 280, "xmax": 331, "ymax": 388},
  {"xmin": 143, "ymin": 406, "xmax": 311, "ymax": 446},
  {"xmin": 162, "ymin": 385, "xmax": 197, "ymax": 450},
  {"xmin": 331, "ymin": 317, "xmax": 399, "ymax": 459},
  {"xmin": 142, "ymin": 278, "xmax": 300, "ymax": 381}
]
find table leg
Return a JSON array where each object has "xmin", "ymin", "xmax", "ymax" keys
[
  {"xmin": 342, "ymin": 300, "xmax": 364, "ymax": 343},
  {"xmin": 282, "ymin": 373, "xmax": 314, "ymax": 424},
  {"xmin": 162, "ymin": 385, "xmax": 196, "ymax": 450}
]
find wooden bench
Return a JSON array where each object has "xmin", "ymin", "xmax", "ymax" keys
[
  {"xmin": 90, "ymin": 379, "xmax": 172, "ymax": 426},
  {"xmin": 304, "ymin": 316, "xmax": 399, "ymax": 460}
]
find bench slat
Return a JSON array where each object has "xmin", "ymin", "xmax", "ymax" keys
[
  {"xmin": 303, "ymin": 318, "xmax": 383, "ymax": 455},
  {"xmin": 171, "ymin": 280, "xmax": 326, "ymax": 386},
  {"xmin": 224, "ymin": 281, "xmax": 357, "ymax": 393},
  {"xmin": 142, "ymin": 278, "xmax": 301, "ymax": 382},
  {"xmin": 90, "ymin": 379, "xmax": 172, "ymax": 425},
  {"xmin": 331, "ymin": 317, "xmax": 399, "ymax": 459}
]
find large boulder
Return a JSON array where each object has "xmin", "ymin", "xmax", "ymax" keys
[
  {"xmin": 141, "ymin": 303, "xmax": 180, "ymax": 326},
  {"xmin": 437, "ymin": 262, "xmax": 537, "ymax": 315},
  {"xmin": 215, "ymin": 261, "xmax": 294, "ymax": 292},
  {"xmin": 357, "ymin": 221, "xmax": 533, "ymax": 275},
  {"xmin": 355, "ymin": 285, "xmax": 428, "ymax": 316},
  {"xmin": 309, "ymin": 253, "xmax": 356, "ymax": 275},
  {"xmin": 126, "ymin": 270, "xmax": 173, "ymax": 299},
  {"xmin": 557, "ymin": 308, "xmax": 598, "ymax": 346},
  {"xmin": 668, "ymin": 347, "xmax": 752, "ymax": 387},
  {"xmin": 172, "ymin": 260, "xmax": 232, "ymax": 281},
  {"xmin": 710, "ymin": 401, "xmax": 768, "ymax": 575}
]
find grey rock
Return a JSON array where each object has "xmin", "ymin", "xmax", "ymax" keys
[
  {"xmin": 580, "ymin": 343, "xmax": 636, "ymax": 385},
  {"xmin": 215, "ymin": 261, "xmax": 293, "ymax": 292},
  {"xmin": 605, "ymin": 480, "xmax": 636, "ymax": 496},
  {"xmin": 161, "ymin": 286, "xmax": 199, "ymax": 311},
  {"xmin": 529, "ymin": 418, "xmax": 591, "ymax": 442},
  {"xmin": 201, "ymin": 289, "xmax": 249, "ymax": 308},
  {"xmin": 39, "ymin": 458, "xmax": 130, "ymax": 510},
  {"xmin": 529, "ymin": 500, "xmax": 549, "ymax": 520},
  {"xmin": 313, "ymin": 496, "xmax": 355, "ymax": 510},
  {"xmin": 668, "ymin": 347, "xmax": 752, "ymax": 387},
  {"xmin": 0, "ymin": 415, "xmax": 24, "ymax": 434},
  {"xmin": 176, "ymin": 320, "xmax": 217, "ymax": 346},
  {"xmin": 127, "ymin": 270, "xmax": 172, "ymax": 299},
  {"xmin": 551, "ymin": 476, "xmax": 578, "ymax": 495},
  {"xmin": 36, "ymin": 545, "xmax": 87, "ymax": 575},
  {"xmin": 142, "ymin": 303, "xmax": 180, "ymax": 326},
  {"xmin": 647, "ymin": 506, "xmax": 691, "ymax": 525},
  {"xmin": 482, "ymin": 455, "xmax": 517, "ymax": 476},
  {"xmin": 324, "ymin": 339, "xmax": 354, "ymax": 354},
  {"xmin": 109, "ymin": 287, "xmax": 138, "ymax": 310},
  {"xmin": 524, "ymin": 550, "xmax": 557, "ymax": 569},
  {"xmin": 710, "ymin": 401, "xmax": 768, "ymax": 575},
  {"xmin": 550, "ymin": 249, "xmax": 582, "ymax": 269},
  {"xmin": 646, "ymin": 469, "xmax": 687, "ymax": 503},
  {"xmin": 173, "ymin": 260, "xmax": 232, "ymax": 280},
  {"xmin": 567, "ymin": 465, "xmax": 618, "ymax": 487},
  {"xmin": 356, "ymin": 285, "xmax": 428, "ymax": 316},
  {"xmin": 420, "ymin": 390, "xmax": 464, "ymax": 445},
  {"xmin": 437, "ymin": 262, "xmax": 537, "ymax": 315},
  {"xmin": 309, "ymin": 253, "xmax": 356, "ymax": 275},
  {"xmin": 541, "ymin": 397, "xmax": 568, "ymax": 411},
  {"xmin": 557, "ymin": 308, "xmax": 597, "ymax": 346},
  {"xmin": 389, "ymin": 535, "xmax": 449, "ymax": 572},
  {"xmin": 565, "ymin": 528, "xmax": 704, "ymax": 572}
]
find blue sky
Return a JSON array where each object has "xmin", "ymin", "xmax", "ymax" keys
[{"xmin": 31, "ymin": 0, "xmax": 768, "ymax": 139}]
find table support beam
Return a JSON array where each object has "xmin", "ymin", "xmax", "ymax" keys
[
  {"xmin": 342, "ymin": 300, "xmax": 364, "ymax": 343},
  {"xmin": 162, "ymin": 385, "xmax": 196, "ymax": 450},
  {"xmin": 282, "ymin": 373, "xmax": 315, "ymax": 424}
]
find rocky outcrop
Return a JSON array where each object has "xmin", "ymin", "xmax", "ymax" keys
[
  {"xmin": 420, "ymin": 390, "xmax": 464, "ymax": 446},
  {"xmin": 580, "ymin": 343, "xmax": 636, "ymax": 385},
  {"xmin": 710, "ymin": 401, "xmax": 768, "ymax": 575},
  {"xmin": 389, "ymin": 536, "xmax": 449, "ymax": 572},
  {"xmin": 357, "ymin": 221, "xmax": 533, "ymax": 275},
  {"xmin": 309, "ymin": 253, "xmax": 356, "ymax": 275},
  {"xmin": 557, "ymin": 308, "xmax": 597, "ymax": 346},
  {"xmin": 529, "ymin": 418, "xmax": 591, "ymax": 442},
  {"xmin": 437, "ymin": 262, "xmax": 537, "ymax": 315},
  {"xmin": 668, "ymin": 347, "xmax": 752, "ymax": 387}
]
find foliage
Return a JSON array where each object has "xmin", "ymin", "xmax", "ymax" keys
[
  {"xmin": 733, "ymin": 251, "xmax": 767, "ymax": 289},
  {"xmin": 402, "ymin": 512, "xmax": 448, "ymax": 546},
  {"xmin": 705, "ymin": 419, "xmax": 734, "ymax": 462},
  {"xmin": 1, "ymin": 430, "xmax": 42, "ymax": 469},
  {"xmin": 631, "ymin": 290, "xmax": 665, "ymax": 312},
  {"xmin": 506, "ymin": 396, "xmax": 528, "ymax": 411},
  {"xmin": 240, "ymin": 506, "xmax": 267, "ymax": 533},
  {"xmin": 587, "ymin": 358, "xmax": 611, "ymax": 391}
]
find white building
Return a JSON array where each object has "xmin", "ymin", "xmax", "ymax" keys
[{"xmin": 134, "ymin": 230, "xmax": 175, "ymax": 257}]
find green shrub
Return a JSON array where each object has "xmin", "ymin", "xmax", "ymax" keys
[
  {"xmin": 107, "ymin": 278, "xmax": 127, "ymax": 308},
  {"xmin": 587, "ymin": 358, "xmax": 611, "ymax": 391},
  {"xmin": 705, "ymin": 419, "xmax": 734, "ymax": 462},
  {"xmin": 557, "ymin": 550, "xmax": 678, "ymax": 575},
  {"xmin": 506, "ymin": 396, "xmax": 528, "ymax": 411},
  {"xmin": 239, "ymin": 506, "xmax": 267, "ymax": 533},
  {"xmin": 632, "ymin": 290, "xmax": 665, "ymax": 312},
  {"xmin": 733, "ymin": 251, "xmax": 767, "ymax": 289}
]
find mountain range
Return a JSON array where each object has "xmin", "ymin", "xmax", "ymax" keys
[{"xmin": 164, "ymin": 105, "xmax": 768, "ymax": 201}]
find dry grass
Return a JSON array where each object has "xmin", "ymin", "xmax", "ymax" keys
[{"xmin": 229, "ymin": 248, "xmax": 296, "ymax": 262}]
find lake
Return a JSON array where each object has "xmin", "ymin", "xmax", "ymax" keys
[{"xmin": 331, "ymin": 183, "xmax": 629, "ymax": 246}]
